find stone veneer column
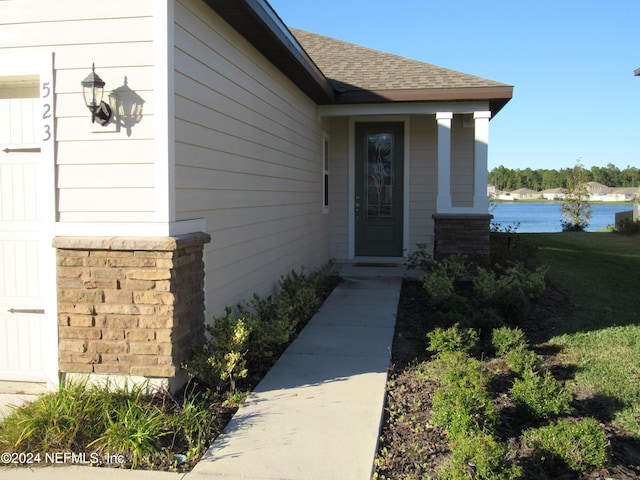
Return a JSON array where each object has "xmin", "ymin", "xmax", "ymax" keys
[
  {"xmin": 432, "ymin": 214, "xmax": 492, "ymax": 262},
  {"xmin": 53, "ymin": 232, "xmax": 210, "ymax": 390}
]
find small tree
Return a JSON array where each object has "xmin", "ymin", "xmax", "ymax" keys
[{"xmin": 561, "ymin": 163, "xmax": 592, "ymax": 231}]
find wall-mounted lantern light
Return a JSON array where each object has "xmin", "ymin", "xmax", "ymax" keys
[{"xmin": 81, "ymin": 63, "xmax": 113, "ymax": 126}]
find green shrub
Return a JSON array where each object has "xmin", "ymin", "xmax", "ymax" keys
[
  {"xmin": 182, "ymin": 308, "xmax": 250, "ymax": 393},
  {"xmin": 426, "ymin": 351, "xmax": 490, "ymax": 390},
  {"xmin": 420, "ymin": 256, "xmax": 468, "ymax": 305},
  {"xmin": 439, "ymin": 431, "xmax": 523, "ymax": 480},
  {"xmin": 184, "ymin": 268, "xmax": 327, "ymax": 384},
  {"xmin": 615, "ymin": 217, "xmax": 640, "ymax": 234},
  {"xmin": 242, "ymin": 269, "xmax": 324, "ymax": 371},
  {"xmin": 406, "ymin": 242, "xmax": 433, "ymax": 271},
  {"xmin": 421, "ymin": 271, "xmax": 456, "ymax": 304},
  {"xmin": 241, "ymin": 292, "xmax": 294, "ymax": 369},
  {"xmin": 523, "ymin": 418, "xmax": 608, "ymax": 472},
  {"xmin": 505, "ymin": 345, "xmax": 540, "ymax": 376},
  {"xmin": 466, "ymin": 307, "xmax": 505, "ymax": 331},
  {"xmin": 431, "ymin": 384, "xmax": 498, "ymax": 438},
  {"xmin": 427, "ymin": 324, "xmax": 478, "ymax": 356},
  {"xmin": 472, "ymin": 263, "xmax": 547, "ymax": 319},
  {"xmin": 492, "ymin": 327, "xmax": 528, "ymax": 357},
  {"xmin": 510, "ymin": 370, "xmax": 573, "ymax": 419},
  {"xmin": 430, "ymin": 308, "xmax": 472, "ymax": 331},
  {"xmin": 277, "ymin": 268, "xmax": 323, "ymax": 328}
]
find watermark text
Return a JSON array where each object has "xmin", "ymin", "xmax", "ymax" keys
[{"xmin": 1, "ymin": 451, "xmax": 126, "ymax": 465}]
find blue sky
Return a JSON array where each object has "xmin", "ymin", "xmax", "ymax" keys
[{"xmin": 269, "ymin": 0, "xmax": 640, "ymax": 171}]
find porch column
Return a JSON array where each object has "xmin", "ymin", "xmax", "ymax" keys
[
  {"xmin": 473, "ymin": 111, "xmax": 491, "ymax": 211},
  {"xmin": 436, "ymin": 112, "xmax": 453, "ymax": 212}
]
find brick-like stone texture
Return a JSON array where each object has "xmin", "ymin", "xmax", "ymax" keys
[
  {"xmin": 432, "ymin": 214, "xmax": 492, "ymax": 263},
  {"xmin": 54, "ymin": 233, "xmax": 210, "ymax": 381}
]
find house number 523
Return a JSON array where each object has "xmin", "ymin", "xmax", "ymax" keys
[{"xmin": 42, "ymin": 81, "xmax": 52, "ymax": 142}]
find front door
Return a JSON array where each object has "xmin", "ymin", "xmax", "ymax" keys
[{"xmin": 355, "ymin": 122, "xmax": 404, "ymax": 256}]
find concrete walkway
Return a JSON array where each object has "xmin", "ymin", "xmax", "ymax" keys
[{"xmin": 1, "ymin": 269, "xmax": 403, "ymax": 480}]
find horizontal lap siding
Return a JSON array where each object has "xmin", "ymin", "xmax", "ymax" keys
[
  {"xmin": 328, "ymin": 117, "xmax": 349, "ymax": 259},
  {"xmin": 409, "ymin": 115, "xmax": 437, "ymax": 255},
  {"xmin": 174, "ymin": 0, "xmax": 329, "ymax": 315},
  {"xmin": 0, "ymin": 0, "xmax": 156, "ymax": 223}
]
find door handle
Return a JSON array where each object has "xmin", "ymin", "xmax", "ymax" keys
[{"xmin": 7, "ymin": 308, "xmax": 45, "ymax": 314}]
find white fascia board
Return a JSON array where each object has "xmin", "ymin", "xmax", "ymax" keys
[{"xmin": 318, "ymin": 101, "xmax": 490, "ymax": 118}]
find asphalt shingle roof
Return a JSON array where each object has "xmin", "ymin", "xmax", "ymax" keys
[{"xmin": 290, "ymin": 28, "xmax": 509, "ymax": 93}]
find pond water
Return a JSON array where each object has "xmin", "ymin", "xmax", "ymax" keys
[{"xmin": 490, "ymin": 202, "xmax": 634, "ymax": 233}]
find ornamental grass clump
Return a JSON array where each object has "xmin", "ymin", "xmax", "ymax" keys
[
  {"xmin": 0, "ymin": 380, "xmax": 103, "ymax": 453},
  {"xmin": 88, "ymin": 400, "xmax": 169, "ymax": 468},
  {"xmin": 0, "ymin": 381, "xmax": 220, "ymax": 469}
]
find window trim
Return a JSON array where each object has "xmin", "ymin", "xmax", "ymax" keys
[{"xmin": 322, "ymin": 134, "xmax": 329, "ymax": 213}]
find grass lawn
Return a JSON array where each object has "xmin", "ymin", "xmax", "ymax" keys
[{"xmin": 523, "ymin": 232, "xmax": 640, "ymax": 435}]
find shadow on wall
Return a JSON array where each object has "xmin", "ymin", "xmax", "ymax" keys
[{"xmin": 109, "ymin": 76, "xmax": 145, "ymax": 137}]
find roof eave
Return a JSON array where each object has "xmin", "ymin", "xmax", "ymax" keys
[
  {"xmin": 203, "ymin": 0, "xmax": 335, "ymax": 104},
  {"xmin": 333, "ymin": 85, "xmax": 514, "ymax": 116}
]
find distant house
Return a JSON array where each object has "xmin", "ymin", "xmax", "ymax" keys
[
  {"xmin": 607, "ymin": 187, "xmax": 639, "ymax": 202},
  {"xmin": 584, "ymin": 181, "xmax": 612, "ymax": 197},
  {"xmin": 541, "ymin": 188, "xmax": 567, "ymax": 200},
  {"xmin": 0, "ymin": 0, "xmax": 512, "ymax": 392},
  {"xmin": 509, "ymin": 188, "xmax": 541, "ymax": 200}
]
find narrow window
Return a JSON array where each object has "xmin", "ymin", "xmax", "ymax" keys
[{"xmin": 322, "ymin": 136, "xmax": 329, "ymax": 212}]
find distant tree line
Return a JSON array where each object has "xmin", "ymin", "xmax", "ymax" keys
[{"xmin": 488, "ymin": 163, "xmax": 640, "ymax": 192}]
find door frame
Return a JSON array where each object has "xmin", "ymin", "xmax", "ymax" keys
[
  {"xmin": 348, "ymin": 116, "xmax": 410, "ymax": 259},
  {"xmin": 0, "ymin": 53, "xmax": 58, "ymax": 390}
]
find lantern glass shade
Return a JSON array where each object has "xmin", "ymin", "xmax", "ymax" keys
[{"xmin": 81, "ymin": 64, "xmax": 106, "ymax": 110}]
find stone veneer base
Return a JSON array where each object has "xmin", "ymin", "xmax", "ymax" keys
[
  {"xmin": 432, "ymin": 214, "xmax": 492, "ymax": 262},
  {"xmin": 53, "ymin": 233, "xmax": 210, "ymax": 392}
]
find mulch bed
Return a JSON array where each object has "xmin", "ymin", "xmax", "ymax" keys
[{"xmin": 375, "ymin": 279, "xmax": 640, "ymax": 479}]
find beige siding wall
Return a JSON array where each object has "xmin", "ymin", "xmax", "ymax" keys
[
  {"xmin": 327, "ymin": 117, "xmax": 350, "ymax": 259},
  {"xmin": 0, "ymin": 0, "xmax": 157, "ymax": 223},
  {"xmin": 173, "ymin": 0, "xmax": 330, "ymax": 316},
  {"xmin": 408, "ymin": 115, "xmax": 438, "ymax": 255}
]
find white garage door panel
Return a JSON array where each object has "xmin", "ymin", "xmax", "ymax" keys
[{"xmin": 0, "ymin": 84, "xmax": 49, "ymax": 384}]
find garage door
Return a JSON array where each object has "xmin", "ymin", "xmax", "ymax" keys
[{"xmin": 0, "ymin": 80, "xmax": 52, "ymax": 392}]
